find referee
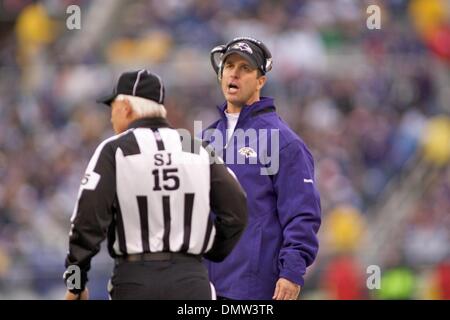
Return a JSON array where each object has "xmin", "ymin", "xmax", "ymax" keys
[{"xmin": 63, "ymin": 70, "xmax": 248, "ymax": 300}]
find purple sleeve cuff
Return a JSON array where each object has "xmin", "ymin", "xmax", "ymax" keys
[{"xmin": 279, "ymin": 269, "xmax": 305, "ymax": 287}]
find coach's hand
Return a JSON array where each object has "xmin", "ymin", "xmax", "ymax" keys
[
  {"xmin": 272, "ymin": 278, "xmax": 300, "ymax": 300},
  {"xmin": 65, "ymin": 288, "xmax": 89, "ymax": 300}
]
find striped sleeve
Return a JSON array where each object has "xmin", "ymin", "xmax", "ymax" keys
[
  {"xmin": 64, "ymin": 140, "xmax": 117, "ymax": 293},
  {"xmin": 204, "ymin": 160, "xmax": 248, "ymax": 262}
]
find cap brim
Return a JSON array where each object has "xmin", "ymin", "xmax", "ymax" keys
[
  {"xmin": 221, "ymin": 50, "xmax": 258, "ymax": 69},
  {"xmin": 96, "ymin": 92, "xmax": 117, "ymax": 107}
]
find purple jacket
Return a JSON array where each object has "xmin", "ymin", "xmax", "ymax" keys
[{"xmin": 202, "ymin": 97, "xmax": 321, "ymax": 300}]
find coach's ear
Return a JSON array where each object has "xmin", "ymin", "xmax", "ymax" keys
[{"xmin": 256, "ymin": 75, "xmax": 267, "ymax": 91}]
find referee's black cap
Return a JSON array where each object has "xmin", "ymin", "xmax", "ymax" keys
[{"xmin": 97, "ymin": 69, "xmax": 165, "ymax": 106}]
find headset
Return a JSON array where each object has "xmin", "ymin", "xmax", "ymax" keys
[{"xmin": 210, "ymin": 37, "xmax": 273, "ymax": 80}]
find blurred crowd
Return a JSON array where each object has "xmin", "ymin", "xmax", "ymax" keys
[{"xmin": 0, "ymin": 0, "xmax": 449, "ymax": 299}]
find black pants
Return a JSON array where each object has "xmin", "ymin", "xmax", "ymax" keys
[{"xmin": 109, "ymin": 254, "xmax": 212, "ymax": 300}]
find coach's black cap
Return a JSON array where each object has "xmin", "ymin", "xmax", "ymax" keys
[
  {"xmin": 221, "ymin": 40, "xmax": 266, "ymax": 74},
  {"xmin": 97, "ymin": 69, "xmax": 165, "ymax": 106}
]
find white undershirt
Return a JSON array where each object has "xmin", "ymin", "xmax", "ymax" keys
[{"xmin": 225, "ymin": 110, "xmax": 240, "ymax": 142}]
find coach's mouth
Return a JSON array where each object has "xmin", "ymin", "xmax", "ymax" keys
[{"xmin": 228, "ymin": 82, "xmax": 239, "ymax": 94}]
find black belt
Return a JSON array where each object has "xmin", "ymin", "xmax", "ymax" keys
[{"xmin": 116, "ymin": 252, "xmax": 201, "ymax": 263}]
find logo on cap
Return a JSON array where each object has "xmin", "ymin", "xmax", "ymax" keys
[{"xmin": 231, "ymin": 42, "xmax": 253, "ymax": 54}]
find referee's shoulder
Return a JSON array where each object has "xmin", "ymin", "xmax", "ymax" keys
[{"xmin": 94, "ymin": 128, "xmax": 136, "ymax": 154}]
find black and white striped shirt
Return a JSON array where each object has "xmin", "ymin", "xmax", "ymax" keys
[{"xmin": 65, "ymin": 117, "xmax": 247, "ymax": 291}]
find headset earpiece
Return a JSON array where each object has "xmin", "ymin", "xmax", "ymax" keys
[
  {"xmin": 210, "ymin": 45, "xmax": 227, "ymax": 78},
  {"xmin": 217, "ymin": 60, "xmax": 223, "ymax": 81}
]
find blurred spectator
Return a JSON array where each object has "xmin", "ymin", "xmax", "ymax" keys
[
  {"xmin": 322, "ymin": 205, "xmax": 366, "ymax": 254},
  {"xmin": 421, "ymin": 116, "xmax": 450, "ymax": 166},
  {"xmin": 377, "ymin": 267, "xmax": 416, "ymax": 300},
  {"xmin": 321, "ymin": 255, "xmax": 366, "ymax": 299},
  {"xmin": 435, "ymin": 261, "xmax": 450, "ymax": 299}
]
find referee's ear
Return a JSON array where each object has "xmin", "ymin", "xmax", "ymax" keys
[{"xmin": 122, "ymin": 98, "xmax": 134, "ymax": 118}]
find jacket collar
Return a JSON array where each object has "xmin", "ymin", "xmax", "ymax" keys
[
  {"xmin": 216, "ymin": 96, "xmax": 276, "ymax": 124},
  {"xmin": 127, "ymin": 117, "xmax": 171, "ymax": 130}
]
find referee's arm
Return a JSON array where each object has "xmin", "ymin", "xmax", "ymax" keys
[
  {"xmin": 204, "ymin": 161, "xmax": 248, "ymax": 262},
  {"xmin": 64, "ymin": 142, "xmax": 116, "ymax": 294}
]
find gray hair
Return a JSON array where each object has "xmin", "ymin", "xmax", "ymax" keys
[{"xmin": 116, "ymin": 94, "xmax": 167, "ymax": 118}]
